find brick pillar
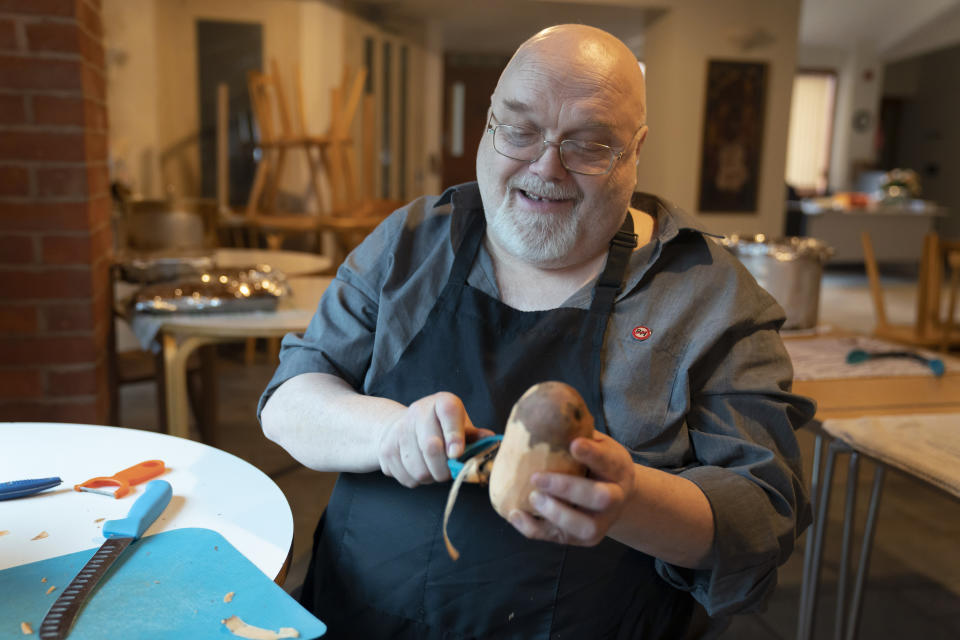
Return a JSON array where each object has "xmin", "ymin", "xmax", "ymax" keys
[{"xmin": 0, "ymin": 0, "xmax": 112, "ymax": 424}]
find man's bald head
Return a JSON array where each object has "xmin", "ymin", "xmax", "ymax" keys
[
  {"xmin": 476, "ymin": 24, "xmax": 650, "ymax": 270},
  {"xmin": 496, "ymin": 24, "xmax": 646, "ymax": 127}
]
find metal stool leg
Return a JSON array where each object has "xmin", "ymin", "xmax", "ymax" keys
[
  {"xmin": 799, "ymin": 439, "xmax": 845, "ymax": 640},
  {"xmin": 845, "ymin": 464, "xmax": 886, "ymax": 640},
  {"xmin": 797, "ymin": 432, "xmax": 825, "ymax": 640},
  {"xmin": 835, "ymin": 452, "xmax": 861, "ymax": 640}
]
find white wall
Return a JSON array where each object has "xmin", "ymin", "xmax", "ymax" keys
[
  {"xmin": 103, "ymin": 0, "xmax": 159, "ymax": 197},
  {"xmin": 832, "ymin": 42, "xmax": 884, "ymax": 192},
  {"xmin": 636, "ymin": 0, "xmax": 801, "ymax": 238}
]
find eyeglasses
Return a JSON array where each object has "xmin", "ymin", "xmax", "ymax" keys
[{"xmin": 487, "ymin": 115, "xmax": 643, "ymax": 176}]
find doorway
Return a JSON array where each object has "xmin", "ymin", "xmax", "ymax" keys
[
  {"xmin": 196, "ymin": 19, "xmax": 262, "ymax": 208},
  {"xmin": 441, "ymin": 54, "xmax": 508, "ymax": 188}
]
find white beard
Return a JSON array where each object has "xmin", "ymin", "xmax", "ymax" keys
[{"xmin": 486, "ymin": 178, "xmax": 583, "ymax": 265}]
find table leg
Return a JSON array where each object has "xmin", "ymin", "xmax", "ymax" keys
[
  {"xmin": 798, "ymin": 432, "xmax": 825, "ymax": 640},
  {"xmin": 155, "ymin": 348, "xmax": 168, "ymax": 433},
  {"xmin": 198, "ymin": 345, "xmax": 219, "ymax": 445},
  {"xmin": 163, "ymin": 333, "xmax": 217, "ymax": 440},
  {"xmin": 835, "ymin": 452, "xmax": 861, "ymax": 640},
  {"xmin": 799, "ymin": 438, "xmax": 845, "ymax": 640},
  {"xmin": 844, "ymin": 465, "xmax": 886, "ymax": 640}
]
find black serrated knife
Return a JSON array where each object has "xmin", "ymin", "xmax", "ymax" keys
[{"xmin": 38, "ymin": 479, "xmax": 172, "ymax": 639}]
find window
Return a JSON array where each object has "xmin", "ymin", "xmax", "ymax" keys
[{"xmin": 785, "ymin": 71, "xmax": 837, "ymax": 196}]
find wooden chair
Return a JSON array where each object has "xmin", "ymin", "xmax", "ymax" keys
[
  {"xmin": 862, "ymin": 231, "xmax": 960, "ymax": 350},
  {"xmin": 245, "ymin": 62, "xmax": 397, "ymax": 264},
  {"xmin": 243, "ymin": 63, "xmax": 399, "ymax": 362},
  {"xmin": 320, "ymin": 66, "xmax": 403, "ymax": 260},
  {"xmin": 245, "ymin": 60, "xmax": 329, "ymax": 248}
]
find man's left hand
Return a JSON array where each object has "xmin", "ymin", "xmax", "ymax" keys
[{"xmin": 507, "ymin": 431, "xmax": 638, "ymax": 546}]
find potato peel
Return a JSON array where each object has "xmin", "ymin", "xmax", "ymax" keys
[
  {"xmin": 31, "ymin": 531, "xmax": 48, "ymax": 541},
  {"xmin": 442, "ymin": 455, "xmax": 481, "ymax": 561},
  {"xmin": 20, "ymin": 621, "xmax": 32, "ymax": 635},
  {"xmin": 222, "ymin": 615, "xmax": 298, "ymax": 639}
]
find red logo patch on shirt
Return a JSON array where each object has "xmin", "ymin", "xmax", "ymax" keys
[{"xmin": 631, "ymin": 325, "xmax": 652, "ymax": 341}]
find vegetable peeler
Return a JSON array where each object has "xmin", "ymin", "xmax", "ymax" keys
[
  {"xmin": 73, "ymin": 460, "xmax": 166, "ymax": 498},
  {"xmin": 447, "ymin": 436, "xmax": 502, "ymax": 484}
]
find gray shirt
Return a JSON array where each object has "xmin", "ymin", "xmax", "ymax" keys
[{"xmin": 261, "ymin": 182, "xmax": 815, "ymax": 619}]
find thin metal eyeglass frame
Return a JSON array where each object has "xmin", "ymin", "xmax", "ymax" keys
[{"xmin": 486, "ymin": 114, "xmax": 645, "ymax": 176}]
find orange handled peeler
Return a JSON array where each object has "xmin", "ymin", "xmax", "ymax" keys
[{"xmin": 74, "ymin": 460, "xmax": 166, "ymax": 498}]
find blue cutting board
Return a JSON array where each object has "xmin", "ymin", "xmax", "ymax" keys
[{"xmin": 0, "ymin": 528, "xmax": 325, "ymax": 639}]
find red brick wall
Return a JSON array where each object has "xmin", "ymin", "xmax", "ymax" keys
[{"xmin": 0, "ymin": 0, "xmax": 111, "ymax": 424}]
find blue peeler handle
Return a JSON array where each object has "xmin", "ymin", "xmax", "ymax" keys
[
  {"xmin": 447, "ymin": 435, "xmax": 503, "ymax": 478},
  {"xmin": 0, "ymin": 477, "xmax": 62, "ymax": 501}
]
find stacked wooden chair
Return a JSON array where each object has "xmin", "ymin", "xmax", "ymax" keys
[{"xmin": 245, "ymin": 61, "xmax": 400, "ymax": 265}]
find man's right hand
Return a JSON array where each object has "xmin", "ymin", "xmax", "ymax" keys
[{"xmin": 377, "ymin": 392, "xmax": 495, "ymax": 488}]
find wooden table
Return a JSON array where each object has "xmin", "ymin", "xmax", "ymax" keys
[
  {"xmin": 787, "ymin": 335, "xmax": 960, "ymax": 640},
  {"xmin": 159, "ymin": 276, "xmax": 331, "ymax": 440},
  {"xmin": 0, "ymin": 422, "xmax": 293, "ymax": 582},
  {"xmin": 117, "ymin": 247, "xmax": 333, "ymax": 441},
  {"xmin": 793, "ymin": 370, "xmax": 960, "ymax": 420},
  {"xmin": 211, "ymin": 248, "xmax": 332, "ymax": 276}
]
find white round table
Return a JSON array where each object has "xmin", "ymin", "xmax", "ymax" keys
[
  {"xmin": 0, "ymin": 423, "xmax": 293, "ymax": 582},
  {"xmin": 213, "ymin": 248, "xmax": 332, "ymax": 276}
]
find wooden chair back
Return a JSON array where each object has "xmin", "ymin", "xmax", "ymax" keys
[{"xmin": 862, "ymin": 231, "xmax": 960, "ymax": 350}]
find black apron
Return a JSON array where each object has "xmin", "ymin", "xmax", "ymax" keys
[{"xmin": 300, "ymin": 198, "xmax": 695, "ymax": 639}]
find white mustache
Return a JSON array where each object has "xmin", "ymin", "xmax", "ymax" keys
[{"xmin": 508, "ymin": 176, "xmax": 581, "ymax": 201}]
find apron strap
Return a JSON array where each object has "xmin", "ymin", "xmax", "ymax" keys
[
  {"xmin": 588, "ymin": 213, "xmax": 637, "ymax": 435},
  {"xmin": 590, "ymin": 213, "xmax": 638, "ymax": 314},
  {"xmin": 447, "ymin": 210, "xmax": 486, "ymax": 288}
]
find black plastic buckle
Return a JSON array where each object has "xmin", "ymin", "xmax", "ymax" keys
[{"xmin": 611, "ymin": 230, "xmax": 639, "ymax": 249}]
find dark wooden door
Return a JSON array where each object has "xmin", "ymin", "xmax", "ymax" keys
[
  {"xmin": 441, "ymin": 54, "xmax": 508, "ymax": 188},
  {"xmin": 196, "ymin": 20, "xmax": 262, "ymax": 207}
]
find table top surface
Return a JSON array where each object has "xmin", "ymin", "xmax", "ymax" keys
[
  {"xmin": 822, "ymin": 413, "xmax": 960, "ymax": 500},
  {"xmin": 212, "ymin": 248, "xmax": 331, "ymax": 276},
  {"xmin": 0, "ymin": 423, "xmax": 293, "ymax": 579},
  {"xmin": 785, "ymin": 333, "xmax": 960, "ymax": 420},
  {"xmin": 157, "ymin": 275, "xmax": 331, "ymax": 336},
  {"xmin": 123, "ymin": 275, "xmax": 332, "ymax": 347}
]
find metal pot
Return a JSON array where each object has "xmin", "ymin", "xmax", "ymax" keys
[{"xmin": 722, "ymin": 234, "xmax": 834, "ymax": 330}]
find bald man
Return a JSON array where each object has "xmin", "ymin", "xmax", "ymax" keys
[{"xmin": 261, "ymin": 25, "xmax": 813, "ymax": 639}]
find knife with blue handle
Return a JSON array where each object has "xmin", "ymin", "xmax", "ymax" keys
[
  {"xmin": 38, "ymin": 479, "xmax": 172, "ymax": 639},
  {"xmin": 0, "ymin": 477, "xmax": 62, "ymax": 501}
]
